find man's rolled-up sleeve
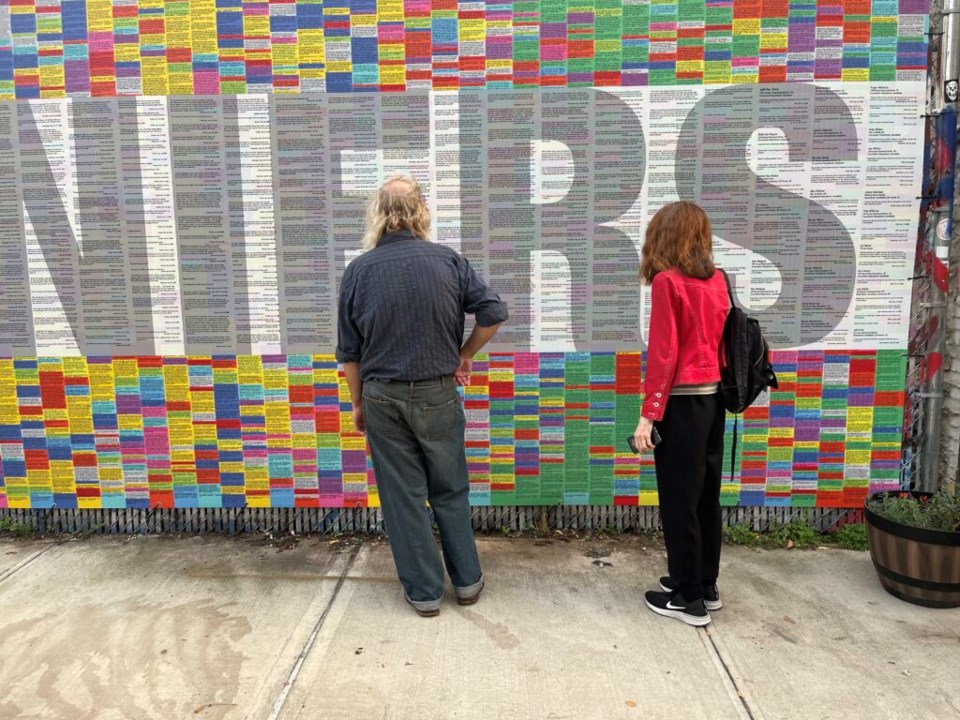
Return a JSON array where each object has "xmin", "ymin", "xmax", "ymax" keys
[
  {"xmin": 335, "ymin": 270, "xmax": 363, "ymax": 363},
  {"xmin": 460, "ymin": 257, "xmax": 509, "ymax": 327}
]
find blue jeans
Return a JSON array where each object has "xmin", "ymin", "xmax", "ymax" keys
[{"xmin": 363, "ymin": 377, "xmax": 483, "ymax": 612}]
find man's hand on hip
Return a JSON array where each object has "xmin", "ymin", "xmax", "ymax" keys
[
  {"xmin": 458, "ymin": 323, "xmax": 502, "ymax": 386},
  {"xmin": 455, "ymin": 355, "xmax": 472, "ymax": 386}
]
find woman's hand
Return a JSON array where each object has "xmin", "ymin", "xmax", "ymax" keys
[{"xmin": 633, "ymin": 416, "xmax": 656, "ymax": 453}]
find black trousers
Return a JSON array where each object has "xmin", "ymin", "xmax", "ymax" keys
[{"xmin": 653, "ymin": 393, "xmax": 725, "ymax": 601}]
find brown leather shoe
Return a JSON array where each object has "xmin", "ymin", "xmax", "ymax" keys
[
  {"xmin": 456, "ymin": 582, "xmax": 484, "ymax": 606},
  {"xmin": 412, "ymin": 606, "xmax": 440, "ymax": 617},
  {"xmin": 404, "ymin": 593, "xmax": 440, "ymax": 617}
]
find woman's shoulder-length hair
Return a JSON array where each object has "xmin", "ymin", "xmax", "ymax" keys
[{"xmin": 639, "ymin": 200, "xmax": 715, "ymax": 284}]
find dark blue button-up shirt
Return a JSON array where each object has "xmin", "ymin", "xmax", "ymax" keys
[{"xmin": 336, "ymin": 230, "xmax": 509, "ymax": 382}]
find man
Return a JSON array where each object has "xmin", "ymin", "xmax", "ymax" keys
[{"xmin": 336, "ymin": 175, "xmax": 508, "ymax": 617}]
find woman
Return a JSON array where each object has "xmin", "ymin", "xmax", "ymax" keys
[{"xmin": 633, "ymin": 201, "xmax": 729, "ymax": 627}]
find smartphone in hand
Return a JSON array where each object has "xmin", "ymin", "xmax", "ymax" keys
[{"xmin": 627, "ymin": 428, "xmax": 662, "ymax": 453}]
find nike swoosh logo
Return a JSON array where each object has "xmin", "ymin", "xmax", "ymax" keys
[{"xmin": 666, "ymin": 602, "xmax": 686, "ymax": 611}]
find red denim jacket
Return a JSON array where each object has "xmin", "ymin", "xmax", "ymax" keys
[{"xmin": 642, "ymin": 269, "xmax": 729, "ymax": 421}]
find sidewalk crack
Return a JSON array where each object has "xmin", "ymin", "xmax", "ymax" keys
[
  {"xmin": 0, "ymin": 543, "xmax": 56, "ymax": 585},
  {"xmin": 700, "ymin": 625, "xmax": 759, "ymax": 720},
  {"xmin": 265, "ymin": 542, "xmax": 362, "ymax": 720}
]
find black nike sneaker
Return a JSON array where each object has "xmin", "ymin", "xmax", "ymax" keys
[
  {"xmin": 659, "ymin": 576, "xmax": 723, "ymax": 611},
  {"xmin": 644, "ymin": 589, "xmax": 711, "ymax": 627}
]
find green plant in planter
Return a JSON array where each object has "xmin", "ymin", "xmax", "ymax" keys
[
  {"xmin": 864, "ymin": 483, "xmax": 960, "ymax": 607},
  {"xmin": 866, "ymin": 485, "xmax": 960, "ymax": 532}
]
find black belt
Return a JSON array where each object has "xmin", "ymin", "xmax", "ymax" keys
[{"xmin": 369, "ymin": 376, "xmax": 451, "ymax": 387}]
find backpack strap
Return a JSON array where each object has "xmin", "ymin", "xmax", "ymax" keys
[
  {"xmin": 719, "ymin": 268, "xmax": 739, "ymax": 481},
  {"xmin": 718, "ymin": 268, "xmax": 736, "ymax": 309},
  {"xmin": 729, "ymin": 415, "xmax": 739, "ymax": 485}
]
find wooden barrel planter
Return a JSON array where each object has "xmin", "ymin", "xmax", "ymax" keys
[{"xmin": 865, "ymin": 491, "xmax": 960, "ymax": 608}]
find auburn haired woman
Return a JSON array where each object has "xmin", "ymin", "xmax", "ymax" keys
[{"xmin": 634, "ymin": 201, "xmax": 729, "ymax": 627}]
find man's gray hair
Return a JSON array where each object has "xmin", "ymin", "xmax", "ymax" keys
[{"xmin": 362, "ymin": 175, "xmax": 431, "ymax": 250}]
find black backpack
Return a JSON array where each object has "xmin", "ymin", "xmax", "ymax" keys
[
  {"xmin": 718, "ymin": 269, "xmax": 778, "ymax": 483},
  {"xmin": 718, "ymin": 269, "xmax": 778, "ymax": 414}
]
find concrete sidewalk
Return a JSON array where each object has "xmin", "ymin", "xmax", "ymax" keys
[{"xmin": 0, "ymin": 534, "xmax": 957, "ymax": 720}]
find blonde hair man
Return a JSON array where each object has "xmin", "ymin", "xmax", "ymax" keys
[
  {"xmin": 361, "ymin": 175, "xmax": 432, "ymax": 250},
  {"xmin": 337, "ymin": 175, "xmax": 508, "ymax": 616}
]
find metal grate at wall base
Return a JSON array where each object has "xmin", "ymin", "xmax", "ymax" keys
[{"xmin": 0, "ymin": 506, "xmax": 864, "ymax": 537}]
